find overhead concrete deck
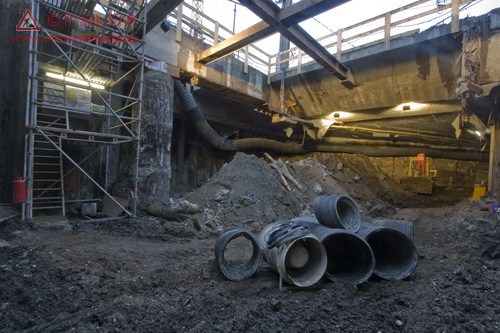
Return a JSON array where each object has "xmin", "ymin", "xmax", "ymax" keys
[
  {"xmin": 143, "ymin": 8, "xmax": 499, "ymax": 154},
  {"xmin": 145, "ymin": 10, "xmax": 498, "ymax": 117}
]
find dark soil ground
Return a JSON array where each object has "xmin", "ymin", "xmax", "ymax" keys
[{"xmin": 1, "ymin": 153, "xmax": 499, "ymax": 332}]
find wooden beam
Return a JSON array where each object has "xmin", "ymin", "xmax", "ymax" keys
[{"xmin": 196, "ymin": 0, "xmax": 348, "ymax": 64}]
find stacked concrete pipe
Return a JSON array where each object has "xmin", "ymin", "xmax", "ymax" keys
[
  {"xmin": 314, "ymin": 195, "xmax": 418, "ymax": 281},
  {"xmin": 292, "ymin": 216, "xmax": 375, "ymax": 285},
  {"xmin": 214, "ymin": 195, "xmax": 418, "ymax": 285}
]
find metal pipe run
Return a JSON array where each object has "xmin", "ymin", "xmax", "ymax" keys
[
  {"xmin": 257, "ymin": 222, "xmax": 327, "ymax": 287},
  {"xmin": 174, "ymin": 80, "xmax": 306, "ymax": 154},
  {"xmin": 214, "ymin": 227, "xmax": 263, "ymax": 281},
  {"xmin": 357, "ymin": 224, "xmax": 418, "ymax": 280},
  {"xmin": 293, "ymin": 218, "xmax": 375, "ymax": 285},
  {"xmin": 174, "ymin": 79, "xmax": 487, "ymax": 161},
  {"xmin": 313, "ymin": 195, "xmax": 361, "ymax": 232}
]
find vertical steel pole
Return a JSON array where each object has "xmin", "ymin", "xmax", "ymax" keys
[
  {"xmin": 132, "ymin": 0, "xmax": 147, "ymax": 216},
  {"xmin": 24, "ymin": 0, "xmax": 40, "ymax": 221}
]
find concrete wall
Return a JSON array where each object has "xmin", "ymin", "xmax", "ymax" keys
[
  {"xmin": 170, "ymin": 120, "xmax": 231, "ymax": 194},
  {"xmin": 144, "ymin": 25, "xmax": 269, "ymax": 105},
  {"xmin": 269, "ymin": 34, "xmax": 462, "ymax": 117},
  {"xmin": 369, "ymin": 156, "xmax": 488, "ymax": 188},
  {"xmin": 0, "ymin": 0, "xmax": 30, "ymax": 202}
]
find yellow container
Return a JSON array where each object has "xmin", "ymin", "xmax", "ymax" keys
[{"xmin": 470, "ymin": 184, "xmax": 487, "ymax": 201}]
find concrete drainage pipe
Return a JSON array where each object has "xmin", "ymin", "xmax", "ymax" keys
[
  {"xmin": 357, "ymin": 224, "xmax": 418, "ymax": 280},
  {"xmin": 293, "ymin": 218, "xmax": 375, "ymax": 285},
  {"xmin": 313, "ymin": 195, "xmax": 361, "ymax": 232},
  {"xmin": 257, "ymin": 222, "xmax": 327, "ymax": 287},
  {"xmin": 214, "ymin": 227, "xmax": 263, "ymax": 281}
]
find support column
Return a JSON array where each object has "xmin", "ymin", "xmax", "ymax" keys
[
  {"xmin": 137, "ymin": 70, "xmax": 174, "ymax": 204},
  {"xmin": 489, "ymin": 121, "xmax": 500, "ymax": 199}
]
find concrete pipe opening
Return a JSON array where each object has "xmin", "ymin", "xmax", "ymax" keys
[
  {"xmin": 292, "ymin": 220, "xmax": 374, "ymax": 285},
  {"xmin": 214, "ymin": 227, "xmax": 263, "ymax": 281},
  {"xmin": 282, "ymin": 237, "xmax": 327, "ymax": 287},
  {"xmin": 322, "ymin": 232, "xmax": 374, "ymax": 285},
  {"xmin": 314, "ymin": 195, "xmax": 361, "ymax": 232},
  {"xmin": 365, "ymin": 229, "xmax": 418, "ymax": 280}
]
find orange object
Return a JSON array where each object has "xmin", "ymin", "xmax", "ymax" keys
[
  {"xmin": 417, "ymin": 153, "xmax": 425, "ymax": 172},
  {"xmin": 12, "ymin": 178, "xmax": 27, "ymax": 203}
]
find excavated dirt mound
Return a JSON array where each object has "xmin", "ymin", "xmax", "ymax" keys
[
  {"xmin": 184, "ymin": 152, "xmax": 386, "ymax": 234},
  {"xmin": 186, "ymin": 152, "xmax": 305, "ymax": 233},
  {"xmin": 183, "ymin": 152, "xmax": 459, "ymax": 233}
]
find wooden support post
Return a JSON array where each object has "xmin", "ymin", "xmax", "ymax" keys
[
  {"xmin": 214, "ymin": 21, "xmax": 220, "ymax": 45},
  {"xmin": 488, "ymin": 122, "xmax": 500, "ymax": 199},
  {"xmin": 384, "ymin": 13, "xmax": 391, "ymax": 51},
  {"xmin": 177, "ymin": 118, "xmax": 186, "ymax": 170},
  {"xmin": 297, "ymin": 50, "xmax": 302, "ymax": 74},
  {"xmin": 267, "ymin": 55, "xmax": 272, "ymax": 85},
  {"xmin": 244, "ymin": 46, "xmax": 249, "ymax": 74},
  {"xmin": 451, "ymin": 0, "xmax": 460, "ymax": 33},
  {"xmin": 175, "ymin": 4, "xmax": 183, "ymax": 43},
  {"xmin": 336, "ymin": 29, "xmax": 343, "ymax": 59}
]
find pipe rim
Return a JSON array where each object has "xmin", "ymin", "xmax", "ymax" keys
[
  {"xmin": 314, "ymin": 195, "xmax": 361, "ymax": 232},
  {"xmin": 365, "ymin": 228, "xmax": 418, "ymax": 280},
  {"xmin": 214, "ymin": 227, "xmax": 263, "ymax": 281}
]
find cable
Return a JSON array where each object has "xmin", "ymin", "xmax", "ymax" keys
[{"xmin": 266, "ymin": 222, "xmax": 310, "ymax": 249}]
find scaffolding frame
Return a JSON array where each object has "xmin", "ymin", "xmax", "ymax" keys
[{"xmin": 23, "ymin": 0, "xmax": 147, "ymax": 221}]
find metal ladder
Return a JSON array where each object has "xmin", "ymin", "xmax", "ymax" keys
[{"xmin": 32, "ymin": 112, "xmax": 66, "ymax": 216}]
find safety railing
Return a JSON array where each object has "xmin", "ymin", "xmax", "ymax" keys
[
  {"xmin": 268, "ymin": 0, "xmax": 474, "ymax": 80},
  {"xmin": 166, "ymin": 2, "xmax": 272, "ymax": 73},
  {"xmin": 165, "ymin": 0, "xmax": 481, "ymax": 81}
]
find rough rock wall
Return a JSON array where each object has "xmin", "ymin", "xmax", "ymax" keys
[
  {"xmin": 137, "ymin": 70, "xmax": 174, "ymax": 204},
  {"xmin": 0, "ymin": 1, "xmax": 29, "ymax": 202},
  {"xmin": 369, "ymin": 156, "xmax": 489, "ymax": 187}
]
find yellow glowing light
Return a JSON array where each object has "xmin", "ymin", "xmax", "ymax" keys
[
  {"xmin": 46, "ymin": 72, "xmax": 105, "ymax": 90},
  {"xmin": 397, "ymin": 102, "xmax": 430, "ymax": 111},
  {"xmin": 326, "ymin": 111, "xmax": 353, "ymax": 120}
]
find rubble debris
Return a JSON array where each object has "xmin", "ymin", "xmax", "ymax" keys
[
  {"xmin": 313, "ymin": 183, "xmax": 323, "ymax": 195},
  {"xmin": 144, "ymin": 199, "xmax": 202, "ymax": 221},
  {"xmin": 480, "ymin": 236, "xmax": 500, "ymax": 259},
  {"xmin": 264, "ymin": 153, "xmax": 303, "ymax": 191},
  {"xmin": 214, "ymin": 189, "xmax": 230, "ymax": 202}
]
